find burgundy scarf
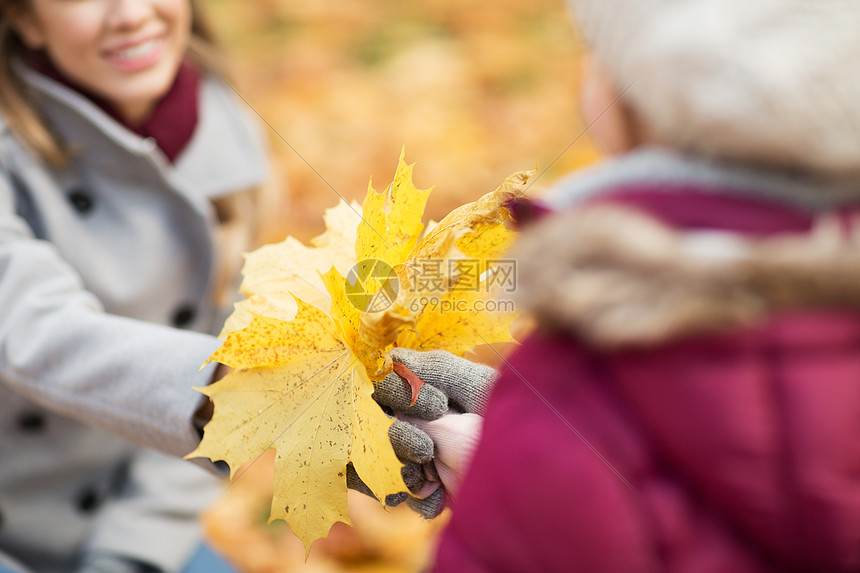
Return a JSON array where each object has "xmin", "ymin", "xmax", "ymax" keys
[{"xmin": 24, "ymin": 49, "xmax": 200, "ymax": 163}]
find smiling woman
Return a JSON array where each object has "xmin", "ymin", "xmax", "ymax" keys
[
  {"xmin": 0, "ymin": 0, "xmax": 271, "ymax": 571},
  {"xmin": 0, "ymin": 0, "xmax": 224, "ymax": 164}
]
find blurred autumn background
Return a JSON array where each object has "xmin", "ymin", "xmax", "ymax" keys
[{"xmin": 202, "ymin": 0, "xmax": 598, "ymax": 570}]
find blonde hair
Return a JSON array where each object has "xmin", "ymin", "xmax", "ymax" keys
[{"xmin": 0, "ymin": 0, "xmax": 229, "ymax": 166}]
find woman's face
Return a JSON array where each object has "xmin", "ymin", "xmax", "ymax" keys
[{"xmin": 13, "ymin": 0, "xmax": 192, "ymax": 124}]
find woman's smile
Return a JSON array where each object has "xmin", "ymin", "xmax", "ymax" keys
[{"xmin": 103, "ymin": 34, "xmax": 166, "ymax": 72}]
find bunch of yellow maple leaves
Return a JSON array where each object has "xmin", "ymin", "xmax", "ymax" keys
[{"xmin": 191, "ymin": 151, "xmax": 529, "ymax": 553}]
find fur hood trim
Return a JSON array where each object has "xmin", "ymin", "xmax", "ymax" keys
[{"xmin": 511, "ymin": 205, "xmax": 860, "ymax": 348}]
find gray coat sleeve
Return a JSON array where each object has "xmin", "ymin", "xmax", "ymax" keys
[{"xmin": 0, "ymin": 172, "xmax": 220, "ymax": 459}]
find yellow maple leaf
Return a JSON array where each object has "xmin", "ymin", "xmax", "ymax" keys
[
  {"xmin": 357, "ymin": 151, "xmax": 434, "ymax": 268},
  {"xmin": 360, "ymin": 168, "xmax": 532, "ymax": 371},
  {"xmin": 219, "ymin": 200, "xmax": 363, "ymax": 337},
  {"xmin": 188, "ymin": 301, "xmax": 404, "ymax": 551},
  {"xmin": 188, "ymin": 149, "xmax": 533, "ymax": 553}
]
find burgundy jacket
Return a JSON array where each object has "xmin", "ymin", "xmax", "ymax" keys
[{"xmin": 434, "ymin": 150, "xmax": 860, "ymax": 572}]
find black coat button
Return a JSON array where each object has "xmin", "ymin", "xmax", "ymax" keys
[
  {"xmin": 68, "ymin": 190, "xmax": 95, "ymax": 214},
  {"xmin": 171, "ymin": 305, "xmax": 196, "ymax": 328},
  {"xmin": 17, "ymin": 411, "xmax": 46, "ymax": 433},
  {"xmin": 77, "ymin": 487, "xmax": 100, "ymax": 514}
]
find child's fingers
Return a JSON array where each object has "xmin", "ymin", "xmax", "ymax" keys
[
  {"xmin": 389, "ymin": 418, "xmax": 434, "ymax": 464},
  {"xmin": 373, "ymin": 369, "xmax": 448, "ymax": 420},
  {"xmin": 406, "ymin": 486, "xmax": 446, "ymax": 519},
  {"xmin": 390, "ymin": 348, "xmax": 497, "ymax": 414}
]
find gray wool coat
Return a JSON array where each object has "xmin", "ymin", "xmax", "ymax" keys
[{"xmin": 0, "ymin": 62, "xmax": 268, "ymax": 573}]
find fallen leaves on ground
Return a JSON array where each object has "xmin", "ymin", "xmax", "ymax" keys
[{"xmin": 202, "ymin": 451, "xmax": 448, "ymax": 573}]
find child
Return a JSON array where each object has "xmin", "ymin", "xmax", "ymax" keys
[{"xmin": 432, "ymin": 0, "xmax": 860, "ymax": 571}]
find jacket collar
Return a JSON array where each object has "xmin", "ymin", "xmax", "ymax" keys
[
  {"xmin": 516, "ymin": 150, "xmax": 860, "ymax": 349},
  {"xmin": 12, "ymin": 59, "xmax": 267, "ymax": 198},
  {"xmin": 545, "ymin": 147, "xmax": 860, "ymax": 213}
]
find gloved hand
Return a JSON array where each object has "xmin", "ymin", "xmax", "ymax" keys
[
  {"xmin": 374, "ymin": 348, "xmax": 498, "ymax": 418},
  {"xmin": 366, "ymin": 348, "xmax": 498, "ymax": 518},
  {"xmin": 344, "ymin": 402, "xmax": 444, "ymax": 516}
]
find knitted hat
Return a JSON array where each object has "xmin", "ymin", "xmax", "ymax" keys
[{"xmin": 568, "ymin": 0, "xmax": 860, "ymax": 178}]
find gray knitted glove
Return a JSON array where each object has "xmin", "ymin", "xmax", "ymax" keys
[
  {"xmin": 344, "ymin": 411, "xmax": 438, "ymax": 509},
  {"xmin": 374, "ymin": 348, "xmax": 498, "ymax": 417},
  {"xmin": 368, "ymin": 348, "xmax": 498, "ymax": 518},
  {"xmin": 344, "ymin": 415, "xmax": 434, "ymax": 496}
]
